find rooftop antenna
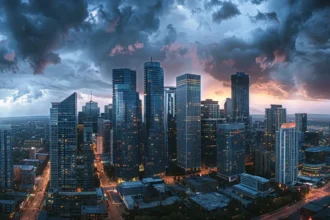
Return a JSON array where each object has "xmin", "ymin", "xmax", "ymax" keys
[{"xmin": 90, "ymin": 91, "xmax": 93, "ymax": 102}]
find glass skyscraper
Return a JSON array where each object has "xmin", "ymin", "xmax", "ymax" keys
[
  {"xmin": 201, "ymin": 99, "xmax": 220, "ymax": 119},
  {"xmin": 50, "ymin": 93, "xmax": 77, "ymax": 189},
  {"xmin": 82, "ymin": 101, "xmax": 100, "ymax": 133},
  {"xmin": 231, "ymin": 72, "xmax": 249, "ymax": 123},
  {"xmin": 275, "ymin": 123, "xmax": 299, "ymax": 185},
  {"xmin": 164, "ymin": 86, "xmax": 176, "ymax": 162},
  {"xmin": 217, "ymin": 123, "xmax": 245, "ymax": 182},
  {"xmin": 144, "ymin": 61, "xmax": 165, "ymax": 176},
  {"xmin": 295, "ymin": 113, "xmax": 307, "ymax": 133},
  {"xmin": 0, "ymin": 124, "xmax": 13, "ymax": 191},
  {"xmin": 176, "ymin": 73, "xmax": 201, "ymax": 171},
  {"xmin": 112, "ymin": 69, "xmax": 139, "ymax": 180}
]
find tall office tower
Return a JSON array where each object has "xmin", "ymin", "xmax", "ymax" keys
[
  {"xmin": 83, "ymin": 120, "xmax": 93, "ymax": 146},
  {"xmin": 144, "ymin": 61, "xmax": 165, "ymax": 176},
  {"xmin": 104, "ymin": 104, "xmax": 113, "ymax": 120},
  {"xmin": 176, "ymin": 73, "xmax": 201, "ymax": 172},
  {"xmin": 295, "ymin": 113, "xmax": 307, "ymax": 133},
  {"xmin": 164, "ymin": 86, "xmax": 176, "ymax": 162},
  {"xmin": 113, "ymin": 84, "xmax": 139, "ymax": 180},
  {"xmin": 82, "ymin": 100, "xmax": 100, "ymax": 133},
  {"xmin": 50, "ymin": 93, "xmax": 77, "ymax": 189},
  {"xmin": 0, "ymin": 124, "xmax": 13, "ymax": 191},
  {"xmin": 201, "ymin": 99, "xmax": 220, "ymax": 119},
  {"xmin": 224, "ymin": 98, "xmax": 233, "ymax": 120},
  {"xmin": 275, "ymin": 123, "xmax": 299, "ymax": 185},
  {"xmin": 217, "ymin": 123, "xmax": 245, "ymax": 182},
  {"xmin": 112, "ymin": 68, "xmax": 139, "ymax": 180},
  {"xmin": 136, "ymin": 98, "xmax": 144, "ymax": 166},
  {"xmin": 231, "ymin": 72, "xmax": 249, "ymax": 123},
  {"xmin": 103, "ymin": 120, "xmax": 111, "ymax": 156},
  {"xmin": 265, "ymin": 105, "xmax": 287, "ymax": 151}
]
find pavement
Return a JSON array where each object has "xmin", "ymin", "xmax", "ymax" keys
[
  {"xmin": 19, "ymin": 163, "xmax": 50, "ymax": 220},
  {"xmin": 259, "ymin": 183, "xmax": 330, "ymax": 220}
]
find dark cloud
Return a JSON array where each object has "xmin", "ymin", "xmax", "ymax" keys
[
  {"xmin": 211, "ymin": 2, "xmax": 241, "ymax": 24},
  {"xmin": 250, "ymin": 11, "xmax": 279, "ymax": 23},
  {"xmin": 200, "ymin": 0, "xmax": 330, "ymax": 99},
  {"xmin": 0, "ymin": 0, "xmax": 88, "ymax": 73}
]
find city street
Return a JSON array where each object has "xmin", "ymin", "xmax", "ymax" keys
[
  {"xmin": 19, "ymin": 163, "xmax": 50, "ymax": 220},
  {"xmin": 260, "ymin": 183, "xmax": 330, "ymax": 220}
]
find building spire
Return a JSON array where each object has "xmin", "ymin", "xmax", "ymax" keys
[{"xmin": 90, "ymin": 91, "xmax": 93, "ymax": 102}]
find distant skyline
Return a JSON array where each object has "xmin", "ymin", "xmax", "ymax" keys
[{"xmin": 0, "ymin": 0, "xmax": 330, "ymax": 116}]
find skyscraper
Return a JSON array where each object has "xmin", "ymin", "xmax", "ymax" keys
[
  {"xmin": 50, "ymin": 93, "xmax": 77, "ymax": 189},
  {"xmin": 265, "ymin": 105, "xmax": 287, "ymax": 151},
  {"xmin": 164, "ymin": 86, "xmax": 176, "ymax": 162},
  {"xmin": 0, "ymin": 124, "xmax": 13, "ymax": 191},
  {"xmin": 295, "ymin": 113, "xmax": 307, "ymax": 133},
  {"xmin": 82, "ymin": 100, "xmax": 100, "ymax": 133},
  {"xmin": 217, "ymin": 123, "xmax": 245, "ymax": 182},
  {"xmin": 224, "ymin": 98, "xmax": 233, "ymax": 119},
  {"xmin": 231, "ymin": 72, "xmax": 249, "ymax": 123},
  {"xmin": 113, "ymin": 69, "xmax": 139, "ymax": 180},
  {"xmin": 144, "ymin": 61, "xmax": 165, "ymax": 176},
  {"xmin": 104, "ymin": 104, "xmax": 113, "ymax": 120},
  {"xmin": 275, "ymin": 123, "xmax": 299, "ymax": 185},
  {"xmin": 201, "ymin": 99, "xmax": 220, "ymax": 119},
  {"xmin": 176, "ymin": 73, "xmax": 201, "ymax": 171}
]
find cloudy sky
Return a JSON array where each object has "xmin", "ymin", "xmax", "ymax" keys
[{"xmin": 0, "ymin": 0, "xmax": 330, "ymax": 117}]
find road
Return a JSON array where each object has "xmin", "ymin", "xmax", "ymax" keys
[
  {"xmin": 93, "ymin": 150, "xmax": 123, "ymax": 220},
  {"xmin": 19, "ymin": 163, "xmax": 50, "ymax": 220},
  {"xmin": 259, "ymin": 183, "xmax": 330, "ymax": 220}
]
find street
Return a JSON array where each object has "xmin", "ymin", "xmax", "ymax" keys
[
  {"xmin": 260, "ymin": 183, "xmax": 330, "ymax": 220},
  {"xmin": 18, "ymin": 163, "xmax": 50, "ymax": 220}
]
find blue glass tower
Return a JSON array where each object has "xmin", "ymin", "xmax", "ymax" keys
[
  {"xmin": 144, "ymin": 61, "xmax": 165, "ymax": 176},
  {"xmin": 50, "ymin": 93, "xmax": 77, "ymax": 189},
  {"xmin": 176, "ymin": 73, "xmax": 201, "ymax": 171},
  {"xmin": 0, "ymin": 124, "xmax": 13, "ymax": 191},
  {"xmin": 231, "ymin": 72, "xmax": 249, "ymax": 123},
  {"xmin": 112, "ymin": 69, "xmax": 139, "ymax": 180}
]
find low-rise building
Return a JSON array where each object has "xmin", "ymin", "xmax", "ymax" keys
[
  {"xmin": 190, "ymin": 192, "xmax": 230, "ymax": 211},
  {"xmin": 81, "ymin": 203, "xmax": 108, "ymax": 220},
  {"xmin": 0, "ymin": 199, "xmax": 16, "ymax": 214},
  {"xmin": 184, "ymin": 176, "xmax": 218, "ymax": 193},
  {"xmin": 232, "ymin": 173, "xmax": 273, "ymax": 199},
  {"xmin": 118, "ymin": 181, "xmax": 144, "ymax": 199}
]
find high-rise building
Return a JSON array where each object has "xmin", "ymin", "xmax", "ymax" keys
[
  {"xmin": 224, "ymin": 98, "xmax": 233, "ymax": 119},
  {"xmin": 176, "ymin": 73, "xmax": 201, "ymax": 171},
  {"xmin": 275, "ymin": 123, "xmax": 299, "ymax": 185},
  {"xmin": 164, "ymin": 86, "xmax": 176, "ymax": 162},
  {"xmin": 201, "ymin": 99, "xmax": 219, "ymax": 119},
  {"xmin": 217, "ymin": 123, "xmax": 245, "ymax": 182},
  {"xmin": 29, "ymin": 147, "xmax": 36, "ymax": 159},
  {"xmin": 265, "ymin": 105, "xmax": 287, "ymax": 151},
  {"xmin": 201, "ymin": 118, "xmax": 224, "ymax": 168},
  {"xmin": 82, "ymin": 145, "xmax": 95, "ymax": 190},
  {"xmin": 0, "ymin": 124, "xmax": 13, "ymax": 191},
  {"xmin": 254, "ymin": 150, "xmax": 272, "ymax": 177},
  {"xmin": 295, "ymin": 113, "xmax": 307, "ymax": 133},
  {"xmin": 104, "ymin": 104, "xmax": 112, "ymax": 120},
  {"xmin": 231, "ymin": 72, "xmax": 249, "ymax": 123},
  {"xmin": 50, "ymin": 93, "xmax": 77, "ymax": 189},
  {"xmin": 83, "ymin": 120, "xmax": 93, "ymax": 146},
  {"xmin": 144, "ymin": 61, "xmax": 165, "ymax": 176},
  {"xmin": 113, "ymin": 69, "xmax": 139, "ymax": 180},
  {"xmin": 82, "ymin": 100, "xmax": 100, "ymax": 133}
]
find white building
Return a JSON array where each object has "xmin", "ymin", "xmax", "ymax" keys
[{"xmin": 275, "ymin": 122, "xmax": 299, "ymax": 185}]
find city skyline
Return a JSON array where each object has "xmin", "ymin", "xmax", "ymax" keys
[{"xmin": 1, "ymin": 0, "xmax": 330, "ymax": 117}]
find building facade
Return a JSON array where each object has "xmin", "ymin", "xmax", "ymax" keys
[
  {"xmin": 201, "ymin": 99, "xmax": 220, "ymax": 119},
  {"xmin": 275, "ymin": 123, "xmax": 299, "ymax": 185},
  {"xmin": 0, "ymin": 124, "xmax": 13, "ymax": 191},
  {"xmin": 295, "ymin": 113, "xmax": 307, "ymax": 133},
  {"xmin": 144, "ymin": 61, "xmax": 165, "ymax": 176},
  {"xmin": 176, "ymin": 73, "xmax": 201, "ymax": 171},
  {"xmin": 224, "ymin": 98, "xmax": 233, "ymax": 120},
  {"xmin": 50, "ymin": 93, "xmax": 77, "ymax": 189},
  {"xmin": 217, "ymin": 123, "xmax": 245, "ymax": 181},
  {"xmin": 231, "ymin": 72, "xmax": 249, "ymax": 123},
  {"xmin": 164, "ymin": 86, "xmax": 176, "ymax": 162}
]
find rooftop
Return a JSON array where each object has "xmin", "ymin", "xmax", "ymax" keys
[
  {"xmin": 281, "ymin": 122, "xmax": 296, "ymax": 129},
  {"xmin": 119, "ymin": 181, "xmax": 144, "ymax": 188},
  {"xmin": 232, "ymin": 184, "xmax": 260, "ymax": 196},
  {"xmin": 141, "ymin": 178, "xmax": 164, "ymax": 185},
  {"xmin": 240, "ymin": 173, "xmax": 269, "ymax": 183},
  {"xmin": 81, "ymin": 204, "xmax": 107, "ymax": 214},
  {"xmin": 0, "ymin": 200, "xmax": 16, "ymax": 205},
  {"xmin": 190, "ymin": 193, "xmax": 230, "ymax": 211}
]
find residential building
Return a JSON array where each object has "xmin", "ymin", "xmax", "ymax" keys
[
  {"xmin": 176, "ymin": 73, "xmax": 201, "ymax": 171},
  {"xmin": 275, "ymin": 123, "xmax": 299, "ymax": 185}
]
